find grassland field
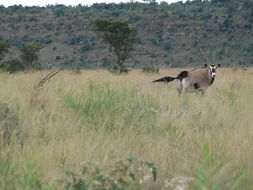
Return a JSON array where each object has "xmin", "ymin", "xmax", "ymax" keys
[{"xmin": 0, "ymin": 68, "xmax": 253, "ymax": 190}]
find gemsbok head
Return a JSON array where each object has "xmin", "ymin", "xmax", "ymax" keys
[
  {"xmin": 153, "ymin": 64, "xmax": 221, "ymax": 95},
  {"xmin": 34, "ymin": 69, "xmax": 60, "ymax": 90}
]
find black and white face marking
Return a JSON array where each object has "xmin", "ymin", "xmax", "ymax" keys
[{"xmin": 208, "ymin": 64, "xmax": 220, "ymax": 78}]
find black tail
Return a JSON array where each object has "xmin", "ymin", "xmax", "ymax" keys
[
  {"xmin": 152, "ymin": 76, "xmax": 177, "ymax": 83},
  {"xmin": 153, "ymin": 71, "xmax": 189, "ymax": 83}
]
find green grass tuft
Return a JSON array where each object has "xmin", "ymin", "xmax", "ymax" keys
[{"xmin": 63, "ymin": 81, "xmax": 157, "ymax": 131}]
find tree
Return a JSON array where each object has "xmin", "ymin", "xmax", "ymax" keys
[
  {"xmin": 0, "ymin": 41, "xmax": 10, "ymax": 62},
  {"xmin": 1, "ymin": 59, "xmax": 24, "ymax": 73},
  {"xmin": 94, "ymin": 18, "xmax": 136, "ymax": 72},
  {"xmin": 19, "ymin": 42, "xmax": 42, "ymax": 70}
]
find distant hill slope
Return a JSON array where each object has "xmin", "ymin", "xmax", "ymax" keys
[{"xmin": 0, "ymin": 0, "xmax": 252, "ymax": 68}]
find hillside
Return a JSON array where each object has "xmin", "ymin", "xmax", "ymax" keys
[{"xmin": 0, "ymin": 0, "xmax": 253, "ymax": 69}]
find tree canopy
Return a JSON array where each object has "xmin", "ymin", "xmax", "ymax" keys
[
  {"xmin": 19, "ymin": 42, "xmax": 42, "ymax": 70},
  {"xmin": 94, "ymin": 18, "xmax": 136, "ymax": 70},
  {"xmin": 0, "ymin": 41, "xmax": 10, "ymax": 62}
]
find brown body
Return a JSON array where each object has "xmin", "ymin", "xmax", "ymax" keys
[
  {"xmin": 179, "ymin": 67, "xmax": 213, "ymax": 94},
  {"xmin": 153, "ymin": 64, "xmax": 220, "ymax": 95}
]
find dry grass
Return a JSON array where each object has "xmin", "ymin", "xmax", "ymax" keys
[{"xmin": 0, "ymin": 68, "xmax": 253, "ymax": 189}]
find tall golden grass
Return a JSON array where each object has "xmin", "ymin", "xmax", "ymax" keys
[{"xmin": 0, "ymin": 68, "xmax": 252, "ymax": 189}]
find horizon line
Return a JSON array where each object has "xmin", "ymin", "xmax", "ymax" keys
[{"xmin": 0, "ymin": 0, "xmax": 186, "ymax": 8}]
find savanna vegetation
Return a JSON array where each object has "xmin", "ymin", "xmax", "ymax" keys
[
  {"xmin": 0, "ymin": 0, "xmax": 252, "ymax": 69},
  {"xmin": 0, "ymin": 68, "xmax": 252, "ymax": 189},
  {"xmin": 0, "ymin": 0, "xmax": 253, "ymax": 189}
]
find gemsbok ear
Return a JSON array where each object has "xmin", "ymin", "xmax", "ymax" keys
[
  {"xmin": 217, "ymin": 64, "xmax": 221, "ymax": 67},
  {"xmin": 204, "ymin": 64, "xmax": 207, "ymax": 68}
]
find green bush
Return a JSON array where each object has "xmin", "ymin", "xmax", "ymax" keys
[
  {"xmin": 107, "ymin": 65, "xmax": 130, "ymax": 74},
  {"xmin": 0, "ymin": 59, "xmax": 24, "ymax": 73},
  {"xmin": 62, "ymin": 158, "xmax": 156, "ymax": 190},
  {"xmin": 80, "ymin": 44, "xmax": 92, "ymax": 53},
  {"xmin": 70, "ymin": 66, "xmax": 82, "ymax": 74},
  {"xmin": 19, "ymin": 42, "xmax": 42, "ymax": 70},
  {"xmin": 0, "ymin": 40, "xmax": 10, "ymax": 61},
  {"xmin": 163, "ymin": 42, "xmax": 172, "ymax": 51},
  {"xmin": 243, "ymin": 23, "xmax": 252, "ymax": 29},
  {"xmin": 142, "ymin": 66, "xmax": 159, "ymax": 73}
]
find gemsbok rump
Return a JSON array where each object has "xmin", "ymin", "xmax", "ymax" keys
[{"xmin": 153, "ymin": 64, "xmax": 220, "ymax": 95}]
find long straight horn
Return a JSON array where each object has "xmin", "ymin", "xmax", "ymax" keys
[
  {"xmin": 34, "ymin": 69, "xmax": 60, "ymax": 90},
  {"xmin": 38, "ymin": 70, "xmax": 60, "ymax": 86}
]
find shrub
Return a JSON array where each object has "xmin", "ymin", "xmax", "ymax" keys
[
  {"xmin": 1, "ymin": 59, "xmax": 24, "ymax": 73},
  {"xmin": 19, "ymin": 42, "xmax": 42, "ymax": 71},
  {"xmin": 70, "ymin": 66, "xmax": 81, "ymax": 74},
  {"xmin": 219, "ymin": 19, "xmax": 233, "ymax": 31},
  {"xmin": 62, "ymin": 158, "xmax": 157, "ymax": 190},
  {"xmin": 243, "ymin": 23, "xmax": 252, "ymax": 29},
  {"xmin": 101, "ymin": 57, "xmax": 112, "ymax": 67},
  {"xmin": 80, "ymin": 44, "xmax": 91, "ymax": 53},
  {"xmin": 0, "ymin": 40, "xmax": 10, "ymax": 61},
  {"xmin": 163, "ymin": 42, "xmax": 172, "ymax": 51},
  {"xmin": 39, "ymin": 38, "xmax": 53, "ymax": 45},
  {"xmin": 107, "ymin": 65, "xmax": 130, "ymax": 74},
  {"xmin": 142, "ymin": 66, "xmax": 159, "ymax": 73}
]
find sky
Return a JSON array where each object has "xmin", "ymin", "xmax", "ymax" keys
[{"xmin": 0, "ymin": 0, "xmax": 184, "ymax": 7}]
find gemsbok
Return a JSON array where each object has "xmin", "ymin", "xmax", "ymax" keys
[
  {"xmin": 34, "ymin": 69, "xmax": 60, "ymax": 90},
  {"xmin": 153, "ymin": 64, "xmax": 220, "ymax": 95}
]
